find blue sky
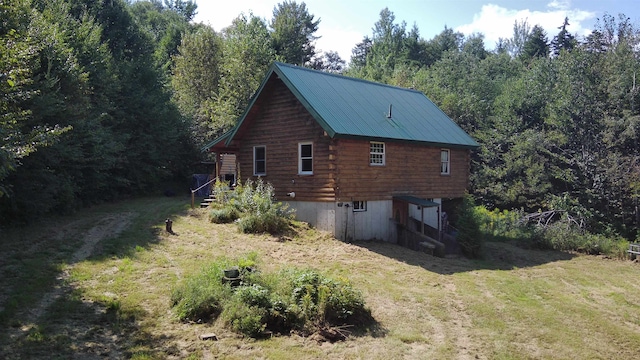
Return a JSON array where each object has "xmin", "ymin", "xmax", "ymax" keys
[{"xmin": 192, "ymin": 0, "xmax": 639, "ymax": 62}]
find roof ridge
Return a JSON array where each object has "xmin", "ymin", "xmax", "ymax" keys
[{"xmin": 273, "ymin": 61, "xmax": 423, "ymax": 94}]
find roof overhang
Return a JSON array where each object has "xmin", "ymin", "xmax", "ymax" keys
[
  {"xmin": 393, "ymin": 195, "xmax": 440, "ymax": 208},
  {"xmin": 201, "ymin": 130, "xmax": 233, "ymax": 153},
  {"xmin": 332, "ymin": 133, "xmax": 479, "ymax": 150}
]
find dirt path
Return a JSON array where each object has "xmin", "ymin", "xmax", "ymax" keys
[{"xmin": 2, "ymin": 212, "xmax": 135, "ymax": 355}]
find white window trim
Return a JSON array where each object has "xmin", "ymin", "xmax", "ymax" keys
[
  {"xmin": 253, "ymin": 145, "xmax": 266, "ymax": 176},
  {"xmin": 370, "ymin": 141, "xmax": 385, "ymax": 166},
  {"xmin": 298, "ymin": 142, "xmax": 313, "ymax": 175},
  {"xmin": 441, "ymin": 149, "xmax": 450, "ymax": 175},
  {"xmin": 352, "ymin": 200, "xmax": 367, "ymax": 212}
]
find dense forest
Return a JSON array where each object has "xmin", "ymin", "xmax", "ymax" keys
[{"xmin": 1, "ymin": 0, "xmax": 639, "ymax": 241}]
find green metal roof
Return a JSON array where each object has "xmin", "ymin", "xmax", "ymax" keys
[
  {"xmin": 201, "ymin": 130, "xmax": 233, "ymax": 152},
  {"xmin": 221, "ymin": 62, "xmax": 478, "ymax": 149}
]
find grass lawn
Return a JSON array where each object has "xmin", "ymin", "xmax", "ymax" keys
[{"xmin": 1, "ymin": 196, "xmax": 639, "ymax": 359}]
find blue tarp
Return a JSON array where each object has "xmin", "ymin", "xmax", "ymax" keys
[{"xmin": 191, "ymin": 174, "xmax": 212, "ymax": 197}]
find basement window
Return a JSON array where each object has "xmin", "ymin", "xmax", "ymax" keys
[{"xmin": 352, "ymin": 201, "xmax": 367, "ymax": 212}]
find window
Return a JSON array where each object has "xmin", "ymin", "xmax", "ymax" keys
[
  {"xmin": 441, "ymin": 149, "xmax": 450, "ymax": 175},
  {"xmin": 299, "ymin": 142, "xmax": 313, "ymax": 174},
  {"xmin": 370, "ymin": 141, "xmax": 385, "ymax": 165},
  {"xmin": 353, "ymin": 201, "xmax": 367, "ymax": 212},
  {"xmin": 253, "ymin": 146, "xmax": 266, "ymax": 175}
]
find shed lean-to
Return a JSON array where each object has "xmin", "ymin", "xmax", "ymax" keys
[{"xmin": 204, "ymin": 62, "xmax": 479, "ymax": 244}]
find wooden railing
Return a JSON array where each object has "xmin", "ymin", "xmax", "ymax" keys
[{"xmin": 190, "ymin": 177, "xmax": 217, "ymax": 208}]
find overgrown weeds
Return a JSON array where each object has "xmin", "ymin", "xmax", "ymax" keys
[
  {"xmin": 170, "ymin": 254, "xmax": 373, "ymax": 339},
  {"xmin": 465, "ymin": 199, "xmax": 631, "ymax": 258},
  {"xmin": 208, "ymin": 178, "xmax": 294, "ymax": 235}
]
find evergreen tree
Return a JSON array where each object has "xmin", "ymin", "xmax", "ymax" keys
[
  {"xmin": 551, "ymin": 17, "xmax": 576, "ymax": 56},
  {"xmin": 171, "ymin": 25, "xmax": 223, "ymax": 146},
  {"xmin": 521, "ymin": 25, "xmax": 549, "ymax": 60},
  {"xmin": 270, "ymin": 1, "xmax": 319, "ymax": 66}
]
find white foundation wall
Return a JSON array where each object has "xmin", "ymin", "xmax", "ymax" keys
[
  {"xmin": 335, "ymin": 200, "xmax": 393, "ymax": 242},
  {"xmin": 285, "ymin": 201, "xmax": 337, "ymax": 237},
  {"xmin": 285, "ymin": 200, "xmax": 393, "ymax": 242},
  {"xmin": 408, "ymin": 198, "xmax": 441, "ymax": 229}
]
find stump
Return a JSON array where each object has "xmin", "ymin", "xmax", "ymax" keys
[{"xmin": 165, "ymin": 218, "xmax": 174, "ymax": 234}]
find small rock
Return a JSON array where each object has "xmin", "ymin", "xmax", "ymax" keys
[{"xmin": 199, "ymin": 333, "xmax": 218, "ymax": 341}]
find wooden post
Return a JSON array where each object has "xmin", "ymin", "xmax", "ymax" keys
[
  {"xmin": 420, "ymin": 206, "xmax": 424, "ymax": 235},
  {"xmin": 215, "ymin": 152, "xmax": 221, "ymax": 185}
]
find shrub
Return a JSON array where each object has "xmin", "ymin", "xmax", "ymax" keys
[
  {"xmin": 455, "ymin": 194, "xmax": 483, "ymax": 258},
  {"xmin": 236, "ymin": 212, "xmax": 289, "ymax": 234},
  {"xmin": 170, "ymin": 254, "xmax": 372, "ymax": 338},
  {"xmin": 170, "ymin": 261, "xmax": 234, "ymax": 322},
  {"xmin": 530, "ymin": 223, "xmax": 630, "ymax": 258},
  {"xmin": 221, "ymin": 300, "xmax": 267, "ymax": 337},
  {"xmin": 475, "ymin": 206, "xmax": 529, "ymax": 242},
  {"xmin": 209, "ymin": 206, "xmax": 240, "ymax": 224},
  {"xmin": 208, "ymin": 178, "xmax": 294, "ymax": 234},
  {"xmin": 288, "ymin": 269, "xmax": 369, "ymax": 326}
]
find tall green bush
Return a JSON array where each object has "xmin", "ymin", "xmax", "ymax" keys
[
  {"xmin": 455, "ymin": 194, "xmax": 483, "ymax": 258},
  {"xmin": 208, "ymin": 178, "xmax": 294, "ymax": 234}
]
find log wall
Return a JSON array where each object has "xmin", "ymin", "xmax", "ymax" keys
[
  {"xmin": 235, "ymin": 75, "xmax": 472, "ymax": 203},
  {"xmin": 334, "ymin": 139, "xmax": 471, "ymax": 201},
  {"xmin": 237, "ymin": 77, "xmax": 336, "ymax": 202}
]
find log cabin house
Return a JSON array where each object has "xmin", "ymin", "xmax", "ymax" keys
[{"xmin": 204, "ymin": 62, "xmax": 478, "ymax": 248}]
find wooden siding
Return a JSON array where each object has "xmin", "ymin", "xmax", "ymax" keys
[
  {"xmin": 236, "ymin": 78, "xmax": 336, "ymax": 202},
  {"xmin": 234, "ymin": 75, "xmax": 471, "ymax": 203},
  {"xmin": 334, "ymin": 139, "xmax": 470, "ymax": 201}
]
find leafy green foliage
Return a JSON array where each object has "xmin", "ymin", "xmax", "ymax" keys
[
  {"xmin": 270, "ymin": 0, "xmax": 319, "ymax": 66},
  {"xmin": 454, "ymin": 194, "xmax": 483, "ymax": 258},
  {"xmin": 209, "ymin": 178, "xmax": 294, "ymax": 234},
  {"xmin": 171, "ymin": 25, "xmax": 223, "ymax": 147},
  {"xmin": 469, "ymin": 201, "xmax": 630, "ymax": 258},
  {"xmin": 170, "ymin": 260, "xmax": 233, "ymax": 322},
  {"xmin": 208, "ymin": 206, "xmax": 240, "ymax": 224},
  {"xmin": 171, "ymin": 255, "xmax": 372, "ymax": 338},
  {"xmin": 0, "ymin": 0, "xmax": 198, "ymax": 223}
]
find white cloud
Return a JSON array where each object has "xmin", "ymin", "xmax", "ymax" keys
[
  {"xmin": 315, "ymin": 27, "xmax": 362, "ymax": 62},
  {"xmin": 547, "ymin": 0, "xmax": 571, "ymax": 10},
  {"xmin": 455, "ymin": 3, "xmax": 596, "ymax": 50},
  {"xmin": 192, "ymin": 0, "xmax": 273, "ymax": 31}
]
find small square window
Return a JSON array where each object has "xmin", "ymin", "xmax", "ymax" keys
[
  {"xmin": 353, "ymin": 201, "xmax": 367, "ymax": 212},
  {"xmin": 370, "ymin": 142, "xmax": 385, "ymax": 165}
]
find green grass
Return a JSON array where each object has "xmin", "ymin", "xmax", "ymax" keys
[{"xmin": 1, "ymin": 196, "xmax": 640, "ymax": 359}]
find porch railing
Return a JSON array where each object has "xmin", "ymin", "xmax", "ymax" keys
[{"xmin": 190, "ymin": 177, "xmax": 217, "ymax": 208}]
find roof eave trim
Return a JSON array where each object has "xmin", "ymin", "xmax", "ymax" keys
[
  {"xmin": 201, "ymin": 130, "xmax": 233, "ymax": 152},
  {"xmin": 271, "ymin": 63, "xmax": 338, "ymax": 138},
  {"xmin": 223, "ymin": 65, "xmax": 278, "ymax": 147},
  {"xmin": 332, "ymin": 133, "xmax": 479, "ymax": 149}
]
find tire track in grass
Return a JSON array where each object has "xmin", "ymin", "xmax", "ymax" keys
[
  {"xmin": 2, "ymin": 212, "xmax": 135, "ymax": 356},
  {"xmin": 443, "ymin": 282, "xmax": 483, "ymax": 360}
]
